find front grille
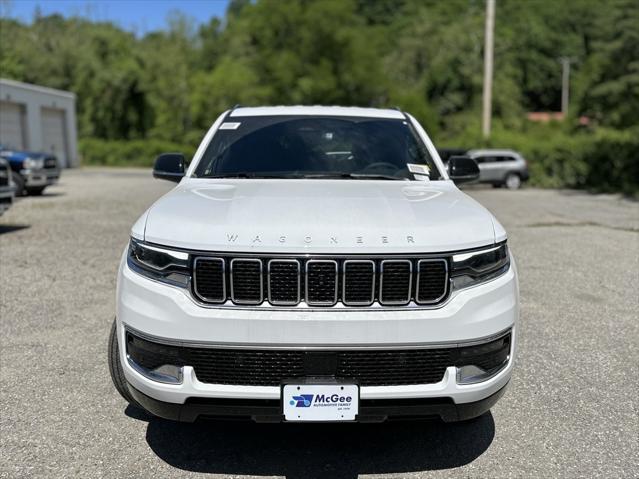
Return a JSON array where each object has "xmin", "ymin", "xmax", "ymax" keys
[
  {"xmin": 126, "ymin": 331, "xmax": 511, "ymax": 387},
  {"xmin": 44, "ymin": 157, "xmax": 57, "ymax": 169},
  {"xmin": 0, "ymin": 163, "xmax": 8, "ymax": 187},
  {"xmin": 193, "ymin": 258, "xmax": 225, "ymax": 302},
  {"xmin": 343, "ymin": 260, "xmax": 375, "ymax": 305},
  {"xmin": 268, "ymin": 260, "xmax": 300, "ymax": 305},
  {"xmin": 230, "ymin": 259, "xmax": 263, "ymax": 304},
  {"xmin": 193, "ymin": 255, "xmax": 449, "ymax": 307},
  {"xmin": 379, "ymin": 260, "xmax": 412, "ymax": 305},
  {"xmin": 416, "ymin": 259, "xmax": 448, "ymax": 303},
  {"xmin": 306, "ymin": 260, "xmax": 338, "ymax": 306}
]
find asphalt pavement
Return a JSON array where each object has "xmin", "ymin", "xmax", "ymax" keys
[{"xmin": 1, "ymin": 169, "xmax": 637, "ymax": 478}]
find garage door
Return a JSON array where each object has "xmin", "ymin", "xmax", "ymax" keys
[
  {"xmin": 0, "ymin": 101, "xmax": 27, "ymax": 150},
  {"xmin": 41, "ymin": 107, "xmax": 68, "ymax": 167}
]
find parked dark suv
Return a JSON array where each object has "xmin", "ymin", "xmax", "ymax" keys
[
  {"xmin": 0, "ymin": 158, "xmax": 14, "ymax": 215},
  {"xmin": 0, "ymin": 144, "xmax": 61, "ymax": 196}
]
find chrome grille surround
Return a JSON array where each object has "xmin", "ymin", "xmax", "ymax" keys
[
  {"xmin": 342, "ymin": 260, "xmax": 375, "ymax": 306},
  {"xmin": 416, "ymin": 259, "xmax": 449, "ymax": 304},
  {"xmin": 193, "ymin": 257, "xmax": 226, "ymax": 303},
  {"xmin": 379, "ymin": 259, "xmax": 413, "ymax": 305},
  {"xmin": 191, "ymin": 254, "xmax": 452, "ymax": 308},
  {"xmin": 267, "ymin": 259, "xmax": 301, "ymax": 305},
  {"xmin": 230, "ymin": 258, "xmax": 263, "ymax": 305},
  {"xmin": 305, "ymin": 260, "xmax": 339, "ymax": 306}
]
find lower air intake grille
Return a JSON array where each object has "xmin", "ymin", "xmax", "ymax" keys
[{"xmin": 126, "ymin": 330, "xmax": 512, "ymax": 387}]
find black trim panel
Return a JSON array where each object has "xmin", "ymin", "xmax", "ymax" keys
[{"xmin": 126, "ymin": 382, "xmax": 509, "ymax": 423}]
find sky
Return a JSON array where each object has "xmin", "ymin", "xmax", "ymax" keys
[{"xmin": 1, "ymin": 0, "xmax": 231, "ymax": 34}]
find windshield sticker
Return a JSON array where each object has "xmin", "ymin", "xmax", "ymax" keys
[
  {"xmin": 219, "ymin": 122, "xmax": 241, "ymax": 130},
  {"xmin": 407, "ymin": 163, "xmax": 430, "ymax": 180}
]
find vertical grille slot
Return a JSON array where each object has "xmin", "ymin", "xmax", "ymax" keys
[
  {"xmin": 416, "ymin": 259, "xmax": 448, "ymax": 304},
  {"xmin": 193, "ymin": 258, "xmax": 226, "ymax": 303},
  {"xmin": 379, "ymin": 260, "xmax": 412, "ymax": 305},
  {"xmin": 343, "ymin": 260, "xmax": 375, "ymax": 306},
  {"xmin": 268, "ymin": 259, "xmax": 301, "ymax": 305},
  {"xmin": 305, "ymin": 260, "xmax": 338, "ymax": 306},
  {"xmin": 230, "ymin": 259, "xmax": 263, "ymax": 304}
]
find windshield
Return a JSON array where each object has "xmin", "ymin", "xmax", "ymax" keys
[{"xmin": 193, "ymin": 115, "xmax": 442, "ymax": 180}]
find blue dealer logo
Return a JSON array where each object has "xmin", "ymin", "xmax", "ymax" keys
[{"xmin": 290, "ymin": 394, "xmax": 314, "ymax": 407}]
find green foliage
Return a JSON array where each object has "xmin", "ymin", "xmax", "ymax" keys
[
  {"xmin": 439, "ymin": 123, "xmax": 639, "ymax": 195},
  {"xmin": 1, "ymin": 0, "xmax": 637, "ymax": 192},
  {"xmin": 79, "ymin": 138, "xmax": 195, "ymax": 167}
]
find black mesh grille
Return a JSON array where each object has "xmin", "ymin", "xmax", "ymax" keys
[
  {"xmin": 306, "ymin": 261, "xmax": 337, "ymax": 305},
  {"xmin": 343, "ymin": 261, "xmax": 375, "ymax": 305},
  {"xmin": 126, "ymin": 331, "xmax": 511, "ymax": 387},
  {"xmin": 231, "ymin": 259, "xmax": 263, "ymax": 304},
  {"xmin": 44, "ymin": 157, "xmax": 57, "ymax": 168},
  {"xmin": 268, "ymin": 260, "xmax": 300, "ymax": 304},
  {"xmin": 416, "ymin": 260, "xmax": 448, "ymax": 304},
  {"xmin": 184, "ymin": 349, "xmax": 305, "ymax": 386},
  {"xmin": 336, "ymin": 349, "xmax": 451, "ymax": 385},
  {"xmin": 380, "ymin": 260, "xmax": 412, "ymax": 305},
  {"xmin": 193, "ymin": 258, "xmax": 225, "ymax": 302}
]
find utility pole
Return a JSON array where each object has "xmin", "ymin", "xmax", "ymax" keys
[
  {"xmin": 559, "ymin": 57, "xmax": 572, "ymax": 116},
  {"xmin": 482, "ymin": 0, "xmax": 495, "ymax": 138}
]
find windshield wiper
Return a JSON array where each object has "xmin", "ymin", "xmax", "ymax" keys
[
  {"xmin": 203, "ymin": 173, "xmax": 299, "ymax": 179},
  {"xmin": 300, "ymin": 173, "xmax": 406, "ymax": 181},
  {"xmin": 201, "ymin": 172, "xmax": 407, "ymax": 180}
]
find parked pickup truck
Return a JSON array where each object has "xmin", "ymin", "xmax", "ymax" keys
[
  {"xmin": 0, "ymin": 158, "xmax": 14, "ymax": 215},
  {"xmin": 109, "ymin": 106, "xmax": 518, "ymax": 424},
  {"xmin": 0, "ymin": 144, "xmax": 60, "ymax": 196}
]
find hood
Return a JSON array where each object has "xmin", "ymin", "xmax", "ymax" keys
[{"xmin": 143, "ymin": 179, "xmax": 498, "ymax": 254}]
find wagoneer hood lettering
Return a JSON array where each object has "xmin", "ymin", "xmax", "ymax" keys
[{"xmin": 143, "ymin": 179, "xmax": 496, "ymax": 253}]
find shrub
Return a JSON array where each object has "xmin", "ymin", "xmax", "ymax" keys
[
  {"xmin": 438, "ymin": 123, "xmax": 639, "ymax": 195},
  {"xmin": 79, "ymin": 138, "xmax": 197, "ymax": 167}
]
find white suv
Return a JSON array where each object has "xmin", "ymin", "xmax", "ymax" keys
[{"xmin": 109, "ymin": 106, "xmax": 518, "ymax": 423}]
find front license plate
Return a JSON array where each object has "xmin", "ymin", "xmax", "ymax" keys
[{"xmin": 283, "ymin": 384, "xmax": 359, "ymax": 422}]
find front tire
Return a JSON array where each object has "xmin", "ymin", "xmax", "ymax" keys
[
  {"xmin": 108, "ymin": 319, "xmax": 142, "ymax": 409},
  {"xmin": 504, "ymin": 173, "xmax": 521, "ymax": 190},
  {"xmin": 26, "ymin": 186, "xmax": 46, "ymax": 196}
]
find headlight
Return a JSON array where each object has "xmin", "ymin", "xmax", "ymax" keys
[
  {"xmin": 23, "ymin": 157, "xmax": 45, "ymax": 169},
  {"xmin": 127, "ymin": 238, "xmax": 190, "ymax": 287},
  {"xmin": 450, "ymin": 242, "xmax": 510, "ymax": 290}
]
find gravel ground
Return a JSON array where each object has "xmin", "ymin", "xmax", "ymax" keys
[{"xmin": 1, "ymin": 168, "xmax": 637, "ymax": 479}]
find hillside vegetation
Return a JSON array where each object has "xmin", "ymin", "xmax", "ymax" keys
[{"xmin": 1, "ymin": 0, "xmax": 637, "ymax": 193}]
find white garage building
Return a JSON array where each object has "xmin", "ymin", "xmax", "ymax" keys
[{"xmin": 0, "ymin": 78, "xmax": 78, "ymax": 168}]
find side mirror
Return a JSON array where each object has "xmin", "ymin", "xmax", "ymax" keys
[
  {"xmin": 448, "ymin": 156, "xmax": 480, "ymax": 183},
  {"xmin": 153, "ymin": 153, "xmax": 185, "ymax": 182}
]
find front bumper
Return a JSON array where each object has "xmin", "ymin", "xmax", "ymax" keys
[
  {"xmin": 21, "ymin": 168, "xmax": 60, "ymax": 187},
  {"xmin": 116, "ymin": 252, "xmax": 518, "ymax": 421},
  {"xmin": 128, "ymin": 381, "xmax": 510, "ymax": 423},
  {"xmin": 0, "ymin": 187, "xmax": 13, "ymax": 214}
]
